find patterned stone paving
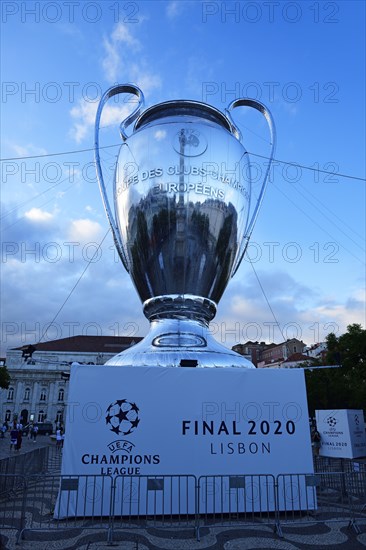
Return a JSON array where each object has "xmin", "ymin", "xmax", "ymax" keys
[{"xmin": 1, "ymin": 521, "xmax": 366, "ymax": 549}]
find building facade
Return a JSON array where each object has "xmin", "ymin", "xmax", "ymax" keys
[
  {"xmin": 233, "ymin": 338, "xmax": 308, "ymax": 368},
  {"xmin": 231, "ymin": 341, "xmax": 271, "ymax": 367},
  {"xmin": 304, "ymin": 342, "xmax": 327, "ymax": 362},
  {"xmin": 258, "ymin": 338, "xmax": 306, "ymax": 368},
  {"xmin": 0, "ymin": 335, "xmax": 142, "ymax": 427}
]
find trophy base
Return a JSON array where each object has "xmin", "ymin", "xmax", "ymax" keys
[{"xmin": 105, "ymin": 318, "xmax": 255, "ymax": 368}]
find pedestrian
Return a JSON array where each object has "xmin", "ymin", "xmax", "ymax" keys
[
  {"xmin": 16, "ymin": 428, "xmax": 22, "ymax": 451},
  {"xmin": 0, "ymin": 423, "xmax": 6, "ymax": 439},
  {"xmin": 10, "ymin": 423, "xmax": 18, "ymax": 451},
  {"xmin": 32, "ymin": 424, "xmax": 39, "ymax": 442},
  {"xmin": 56, "ymin": 428, "xmax": 63, "ymax": 450},
  {"xmin": 311, "ymin": 426, "xmax": 321, "ymax": 456}
]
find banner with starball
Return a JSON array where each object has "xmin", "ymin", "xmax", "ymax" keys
[
  {"xmin": 55, "ymin": 365, "xmax": 315, "ymax": 517},
  {"xmin": 316, "ymin": 409, "xmax": 366, "ymax": 458}
]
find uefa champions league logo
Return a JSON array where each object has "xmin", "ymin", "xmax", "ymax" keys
[
  {"xmin": 105, "ymin": 399, "xmax": 140, "ymax": 436},
  {"xmin": 327, "ymin": 416, "xmax": 337, "ymax": 428}
]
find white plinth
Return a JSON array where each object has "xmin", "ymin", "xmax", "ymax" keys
[{"xmin": 316, "ymin": 409, "xmax": 366, "ymax": 458}]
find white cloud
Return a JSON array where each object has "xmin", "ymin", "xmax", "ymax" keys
[
  {"xmin": 101, "ymin": 23, "xmax": 161, "ymax": 93},
  {"xmin": 128, "ymin": 63, "xmax": 161, "ymax": 95},
  {"xmin": 69, "ymin": 98, "xmax": 132, "ymax": 143},
  {"xmin": 102, "ymin": 22, "xmax": 141, "ymax": 82},
  {"xmin": 24, "ymin": 207, "xmax": 53, "ymax": 223},
  {"xmin": 217, "ymin": 273, "xmax": 366, "ymax": 346},
  {"xmin": 102, "ymin": 37, "xmax": 123, "ymax": 83},
  {"xmin": 68, "ymin": 218, "xmax": 103, "ymax": 243},
  {"xmin": 112, "ymin": 22, "xmax": 141, "ymax": 48},
  {"xmin": 69, "ymin": 100, "xmax": 97, "ymax": 143},
  {"xmin": 166, "ymin": 1, "xmax": 184, "ymax": 19},
  {"xmin": 69, "ymin": 22, "xmax": 161, "ymax": 143},
  {"xmin": 313, "ymin": 294, "xmax": 366, "ymax": 333}
]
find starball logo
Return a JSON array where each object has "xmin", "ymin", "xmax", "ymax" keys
[
  {"xmin": 327, "ymin": 416, "xmax": 337, "ymax": 428},
  {"xmin": 81, "ymin": 398, "xmax": 160, "ymax": 475},
  {"xmin": 105, "ymin": 399, "xmax": 140, "ymax": 436},
  {"xmin": 323, "ymin": 414, "xmax": 343, "ymax": 437}
]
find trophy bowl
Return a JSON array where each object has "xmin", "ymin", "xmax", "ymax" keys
[{"xmin": 95, "ymin": 85, "xmax": 275, "ymax": 368}]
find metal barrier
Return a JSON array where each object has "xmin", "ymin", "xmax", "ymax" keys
[
  {"xmin": 0, "ymin": 469, "xmax": 365, "ymax": 543},
  {"xmin": 0, "ymin": 446, "xmax": 51, "ymax": 480},
  {"xmin": 0, "ymin": 474, "xmax": 27, "ymax": 539},
  {"xmin": 197, "ymin": 474, "xmax": 277, "ymax": 540},
  {"xmin": 315, "ymin": 456, "xmax": 366, "ymax": 476},
  {"xmin": 111, "ymin": 474, "xmax": 197, "ymax": 541},
  {"xmin": 346, "ymin": 470, "xmax": 366, "ymax": 532},
  {"xmin": 20, "ymin": 474, "xmax": 114, "ymax": 542},
  {"xmin": 46, "ymin": 444, "xmax": 64, "ymax": 473},
  {"xmin": 275, "ymin": 472, "xmax": 365, "ymax": 536}
]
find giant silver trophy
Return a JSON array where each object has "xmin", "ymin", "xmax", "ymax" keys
[{"xmin": 95, "ymin": 85, "xmax": 276, "ymax": 368}]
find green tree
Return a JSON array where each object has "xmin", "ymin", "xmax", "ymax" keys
[
  {"xmin": 0, "ymin": 365, "xmax": 10, "ymax": 389},
  {"xmin": 305, "ymin": 324, "xmax": 366, "ymax": 414},
  {"xmin": 334, "ymin": 323, "xmax": 366, "ymax": 410}
]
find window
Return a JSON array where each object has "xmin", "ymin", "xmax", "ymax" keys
[
  {"xmin": 38, "ymin": 410, "xmax": 45, "ymax": 422},
  {"xmin": 40, "ymin": 388, "xmax": 47, "ymax": 402},
  {"xmin": 58, "ymin": 388, "xmax": 64, "ymax": 402},
  {"xmin": 5, "ymin": 410, "xmax": 11, "ymax": 422},
  {"xmin": 56, "ymin": 410, "xmax": 63, "ymax": 424},
  {"xmin": 7, "ymin": 387, "xmax": 14, "ymax": 401},
  {"xmin": 24, "ymin": 387, "xmax": 30, "ymax": 401},
  {"xmin": 294, "ymin": 346, "xmax": 297, "ymax": 353}
]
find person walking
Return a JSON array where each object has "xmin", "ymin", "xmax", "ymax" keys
[
  {"xmin": 311, "ymin": 426, "xmax": 321, "ymax": 456},
  {"xmin": 28, "ymin": 424, "xmax": 33, "ymax": 440},
  {"xmin": 56, "ymin": 428, "xmax": 63, "ymax": 451},
  {"xmin": 32, "ymin": 424, "xmax": 39, "ymax": 442},
  {"xmin": 10, "ymin": 423, "xmax": 18, "ymax": 451},
  {"xmin": 15, "ymin": 428, "xmax": 22, "ymax": 451},
  {"xmin": 0, "ymin": 423, "xmax": 6, "ymax": 439}
]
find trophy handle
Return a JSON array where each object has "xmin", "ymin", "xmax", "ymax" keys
[
  {"xmin": 94, "ymin": 84, "xmax": 144, "ymax": 272},
  {"xmin": 225, "ymin": 99, "xmax": 276, "ymax": 277}
]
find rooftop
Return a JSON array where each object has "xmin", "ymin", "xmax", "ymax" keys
[
  {"xmin": 12, "ymin": 335, "xmax": 143, "ymax": 354},
  {"xmin": 283, "ymin": 353, "xmax": 316, "ymax": 364}
]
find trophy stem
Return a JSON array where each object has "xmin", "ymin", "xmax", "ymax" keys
[{"xmin": 143, "ymin": 294, "xmax": 217, "ymax": 325}]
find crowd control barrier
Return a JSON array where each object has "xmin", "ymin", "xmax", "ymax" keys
[
  {"xmin": 275, "ymin": 471, "xmax": 365, "ymax": 536},
  {"xmin": 196, "ymin": 474, "xmax": 277, "ymax": 539},
  {"xmin": 0, "ymin": 446, "xmax": 51, "ymax": 480},
  {"xmin": 0, "ymin": 470, "xmax": 365, "ymax": 544},
  {"xmin": 111, "ymin": 474, "xmax": 197, "ymax": 537}
]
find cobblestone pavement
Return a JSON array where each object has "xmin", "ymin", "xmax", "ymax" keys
[
  {"xmin": 1, "ymin": 520, "xmax": 365, "ymax": 550},
  {"xmin": 1, "ymin": 438, "xmax": 365, "ymax": 550}
]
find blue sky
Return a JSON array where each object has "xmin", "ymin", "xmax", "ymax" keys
[{"xmin": 1, "ymin": 0, "xmax": 365, "ymax": 354}]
